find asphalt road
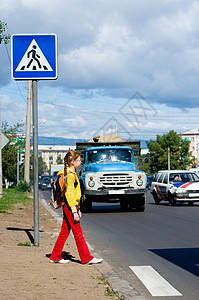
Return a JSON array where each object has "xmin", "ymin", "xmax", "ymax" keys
[{"xmin": 41, "ymin": 189, "xmax": 199, "ymax": 300}]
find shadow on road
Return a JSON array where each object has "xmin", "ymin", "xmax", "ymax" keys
[{"xmin": 149, "ymin": 247, "xmax": 199, "ymax": 277}]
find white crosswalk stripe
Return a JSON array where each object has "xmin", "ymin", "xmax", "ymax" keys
[{"xmin": 129, "ymin": 265, "xmax": 182, "ymax": 297}]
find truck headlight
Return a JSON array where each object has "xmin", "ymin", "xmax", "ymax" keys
[
  {"xmin": 136, "ymin": 175, "xmax": 143, "ymax": 186},
  {"xmin": 88, "ymin": 176, "xmax": 95, "ymax": 187}
]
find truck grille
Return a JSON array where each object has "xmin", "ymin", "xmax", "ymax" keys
[{"xmin": 99, "ymin": 173, "xmax": 133, "ymax": 186}]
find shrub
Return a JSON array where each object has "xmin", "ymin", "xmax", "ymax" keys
[{"xmin": 16, "ymin": 181, "xmax": 32, "ymax": 193}]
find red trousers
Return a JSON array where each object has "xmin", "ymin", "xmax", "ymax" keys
[{"xmin": 50, "ymin": 204, "xmax": 93, "ymax": 264}]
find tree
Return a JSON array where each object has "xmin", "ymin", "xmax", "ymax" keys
[
  {"xmin": 30, "ymin": 154, "xmax": 48, "ymax": 182},
  {"xmin": 0, "ymin": 21, "xmax": 10, "ymax": 44},
  {"xmin": 147, "ymin": 130, "xmax": 195, "ymax": 173},
  {"xmin": 56, "ymin": 157, "xmax": 63, "ymax": 164},
  {"xmin": 2, "ymin": 121, "xmax": 24, "ymax": 183},
  {"xmin": 140, "ymin": 154, "xmax": 151, "ymax": 175}
]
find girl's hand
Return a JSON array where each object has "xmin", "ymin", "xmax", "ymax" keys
[
  {"xmin": 78, "ymin": 210, "xmax": 82, "ymax": 218},
  {"xmin": 73, "ymin": 212, "xmax": 80, "ymax": 222}
]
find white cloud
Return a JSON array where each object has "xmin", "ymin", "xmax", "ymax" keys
[{"xmin": 1, "ymin": 0, "xmax": 199, "ymax": 141}]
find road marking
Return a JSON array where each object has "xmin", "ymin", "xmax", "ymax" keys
[{"xmin": 129, "ymin": 266, "xmax": 182, "ymax": 297}]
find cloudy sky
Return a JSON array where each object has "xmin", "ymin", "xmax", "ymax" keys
[{"xmin": 1, "ymin": 0, "xmax": 199, "ymax": 142}]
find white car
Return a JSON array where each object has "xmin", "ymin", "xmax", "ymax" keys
[{"xmin": 151, "ymin": 170, "xmax": 199, "ymax": 205}]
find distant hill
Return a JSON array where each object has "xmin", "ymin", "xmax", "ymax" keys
[
  {"xmin": 31, "ymin": 136, "xmax": 85, "ymax": 146},
  {"xmin": 32, "ymin": 136, "xmax": 149, "ymax": 149}
]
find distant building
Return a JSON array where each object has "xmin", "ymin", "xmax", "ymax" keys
[
  {"xmin": 180, "ymin": 128, "xmax": 199, "ymax": 162},
  {"xmin": 36, "ymin": 145, "xmax": 75, "ymax": 169}
]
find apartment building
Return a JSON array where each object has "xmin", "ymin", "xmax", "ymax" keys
[
  {"xmin": 38, "ymin": 145, "xmax": 76, "ymax": 169},
  {"xmin": 180, "ymin": 128, "xmax": 199, "ymax": 163}
]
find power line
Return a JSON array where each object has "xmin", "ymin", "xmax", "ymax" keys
[{"xmin": 4, "ymin": 43, "xmax": 27, "ymax": 103}]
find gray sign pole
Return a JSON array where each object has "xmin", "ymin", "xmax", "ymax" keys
[{"xmin": 32, "ymin": 80, "xmax": 39, "ymax": 246}]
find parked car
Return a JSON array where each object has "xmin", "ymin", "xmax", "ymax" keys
[
  {"xmin": 147, "ymin": 176, "xmax": 154, "ymax": 189},
  {"xmin": 151, "ymin": 170, "xmax": 199, "ymax": 205},
  {"xmin": 41, "ymin": 176, "xmax": 51, "ymax": 190},
  {"xmin": 39, "ymin": 175, "xmax": 51, "ymax": 189}
]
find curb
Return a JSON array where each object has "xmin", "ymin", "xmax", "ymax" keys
[{"xmin": 41, "ymin": 198, "xmax": 146, "ymax": 300}]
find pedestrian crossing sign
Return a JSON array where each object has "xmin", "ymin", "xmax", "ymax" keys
[{"xmin": 11, "ymin": 34, "xmax": 58, "ymax": 80}]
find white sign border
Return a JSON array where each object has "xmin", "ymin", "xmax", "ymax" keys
[{"xmin": 11, "ymin": 33, "xmax": 58, "ymax": 80}]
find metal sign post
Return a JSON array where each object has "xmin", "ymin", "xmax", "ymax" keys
[
  {"xmin": 11, "ymin": 33, "xmax": 58, "ymax": 246},
  {"xmin": 32, "ymin": 80, "xmax": 39, "ymax": 246}
]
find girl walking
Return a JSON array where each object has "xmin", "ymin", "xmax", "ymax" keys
[{"xmin": 50, "ymin": 150, "xmax": 103, "ymax": 264}]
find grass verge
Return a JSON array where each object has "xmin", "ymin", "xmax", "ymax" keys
[{"xmin": 0, "ymin": 188, "xmax": 32, "ymax": 213}]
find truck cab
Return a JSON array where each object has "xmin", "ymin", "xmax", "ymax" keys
[{"xmin": 79, "ymin": 146, "xmax": 146, "ymax": 212}]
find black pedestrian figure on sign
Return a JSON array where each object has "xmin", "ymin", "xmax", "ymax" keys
[{"xmin": 27, "ymin": 45, "xmax": 41, "ymax": 69}]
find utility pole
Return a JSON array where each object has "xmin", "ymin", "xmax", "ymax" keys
[
  {"xmin": 17, "ymin": 150, "xmax": 19, "ymax": 183},
  {"xmin": 168, "ymin": 146, "xmax": 170, "ymax": 170},
  {"xmin": 0, "ymin": 100, "xmax": 2, "ymax": 198},
  {"xmin": 24, "ymin": 80, "xmax": 32, "ymax": 183}
]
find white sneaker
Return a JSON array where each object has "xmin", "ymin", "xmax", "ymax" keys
[
  {"xmin": 50, "ymin": 259, "xmax": 69, "ymax": 264},
  {"xmin": 87, "ymin": 257, "xmax": 103, "ymax": 264}
]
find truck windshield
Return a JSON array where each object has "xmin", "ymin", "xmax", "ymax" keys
[{"xmin": 86, "ymin": 149, "xmax": 132, "ymax": 163}]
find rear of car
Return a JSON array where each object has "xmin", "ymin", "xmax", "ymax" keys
[{"xmin": 41, "ymin": 176, "xmax": 51, "ymax": 190}]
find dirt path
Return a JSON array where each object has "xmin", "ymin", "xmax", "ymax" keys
[{"xmin": 0, "ymin": 199, "xmax": 117, "ymax": 300}]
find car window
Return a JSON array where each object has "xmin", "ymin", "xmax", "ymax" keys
[
  {"xmin": 154, "ymin": 173, "xmax": 161, "ymax": 182},
  {"xmin": 157, "ymin": 173, "xmax": 164, "ymax": 183},
  {"xmin": 153, "ymin": 174, "xmax": 158, "ymax": 182},
  {"xmin": 169, "ymin": 172, "xmax": 199, "ymax": 183},
  {"xmin": 163, "ymin": 173, "xmax": 168, "ymax": 184}
]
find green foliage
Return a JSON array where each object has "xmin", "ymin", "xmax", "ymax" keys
[
  {"xmin": 0, "ymin": 21, "xmax": 10, "ymax": 44},
  {"xmin": 2, "ymin": 121, "xmax": 24, "ymax": 182},
  {"xmin": 30, "ymin": 154, "xmax": 48, "ymax": 182},
  {"xmin": 56, "ymin": 156, "xmax": 63, "ymax": 164},
  {"xmin": 97, "ymin": 275, "xmax": 107, "ymax": 285},
  {"xmin": 140, "ymin": 154, "xmax": 151, "ymax": 175},
  {"xmin": 147, "ymin": 130, "xmax": 195, "ymax": 173},
  {"xmin": 17, "ymin": 241, "xmax": 32, "ymax": 247},
  {"xmin": 105, "ymin": 287, "xmax": 120, "ymax": 298},
  {"xmin": 15, "ymin": 181, "xmax": 32, "ymax": 193},
  {"xmin": 96, "ymin": 276, "xmax": 120, "ymax": 299},
  {"xmin": 0, "ymin": 188, "xmax": 32, "ymax": 213}
]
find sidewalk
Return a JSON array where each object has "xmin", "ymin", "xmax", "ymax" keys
[{"xmin": 0, "ymin": 199, "xmax": 117, "ymax": 300}]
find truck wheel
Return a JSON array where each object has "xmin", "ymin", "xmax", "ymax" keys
[
  {"xmin": 80, "ymin": 195, "xmax": 92, "ymax": 213},
  {"xmin": 120, "ymin": 199, "xmax": 129, "ymax": 211},
  {"xmin": 135, "ymin": 194, "xmax": 146, "ymax": 212}
]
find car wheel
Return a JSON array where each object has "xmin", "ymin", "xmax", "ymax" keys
[
  {"xmin": 168, "ymin": 193, "xmax": 176, "ymax": 206},
  {"xmin": 153, "ymin": 191, "xmax": 160, "ymax": 205},
  {"xmin": 188, "ymin": 201, "xmax": 194, "ymax": 206}
]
